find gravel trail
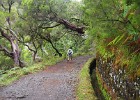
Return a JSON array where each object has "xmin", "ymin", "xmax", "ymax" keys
[{"xmin": 0, "ymin": 56, "xmax": 91, "ymax": 100}]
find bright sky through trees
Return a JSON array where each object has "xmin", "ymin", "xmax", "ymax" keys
[{"xmin": 73, "ymin": 0, "xmax": 81, "ymax": 2}]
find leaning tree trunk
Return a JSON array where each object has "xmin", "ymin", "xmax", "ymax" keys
[
  {"xmin": 58, "ymin": 19, "xmax": 85, "ymax": 35},
  {"xmin": 0, "ymin": 1, "xmax": 24, "ymax": 67},
  {"xmin": 39, "ymin": 34, "xmax": 62, "ymax": 57},
  {"xmin": 0, "ymin": 28, "xmax": 24, "ymax": 67},
  {"xmin": 11, "ymin": 40, "xmax": 21, "ymax": 66},
  {"xmin": 49, "ymin": 40, "xmax": 62, "ymax": 57}
]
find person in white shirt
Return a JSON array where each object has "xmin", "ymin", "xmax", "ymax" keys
[{"xmin": 67, "ymin": 47, "xmax": 73, "ymax": 61}]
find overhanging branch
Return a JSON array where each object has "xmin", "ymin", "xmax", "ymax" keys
[
  {"xmin": 58, "ymin": 19, "xmax": 85, "ymax": 35},
  {"xmin": 0, "ymin": 27, "xmax": 11, "ymax": 42},
  {"xmin": 39, "ymin": 24, "xmax": 61, "ymax": 29},
  {"xmin": 99, "ymin": 19, "xmax": 124, "ymax": 23}
]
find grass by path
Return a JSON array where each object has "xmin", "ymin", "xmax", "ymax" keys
[
  {"xmin": 0, "ymin": 56, "xmax": 64, "ymax": 86},
  {"xmin": 0, "ymin": 53, "xmax": 89, "ymax": 86},
  {"xmin": 76, "ymin": 57, "xmax": 97, "ymax": 100}
]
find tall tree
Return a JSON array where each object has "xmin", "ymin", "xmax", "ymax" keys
[{"xmin": 0, "ymin": 0, "xmax": 24, "ymax": 67}]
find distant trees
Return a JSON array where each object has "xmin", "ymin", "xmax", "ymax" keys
[
  {"xmin": 18, "ymin": 0, "xmax": 85, "ymax": 57},
  {"xmin": 0, "ymin": 0, "xmax": 85, "ymax": 67}
]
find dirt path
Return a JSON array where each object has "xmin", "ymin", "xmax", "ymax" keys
[{"xmin": 0, "ymin": 55, "xmax": 91, "ymax": 100}]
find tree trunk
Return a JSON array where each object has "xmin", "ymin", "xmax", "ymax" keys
[
  {"xmin": 11, "ymin": 41, "xmax": 20, "ymax": 66},
  {"xmin": 33, "ymin": 51, "xmax": 37, "ymax": 61},
  {"xmin": 49, "ymin": 40, "xmax": 62, "ymax": 57},
  {"xmin": 0, "ymin": 28, "xmax": 24, "ymax": 67},
  {"xmin": 39, "ymin": 34, "xmax": 62, "ymax": 57}
]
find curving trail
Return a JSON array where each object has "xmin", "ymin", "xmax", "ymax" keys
[{"xmin": 0, "ymin": 55, "xmax": 91, "ymax": 100}]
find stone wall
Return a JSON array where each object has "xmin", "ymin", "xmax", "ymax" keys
[{"xmin": 97, "ymin": 56, "xmax": 140, "ymax": 99}]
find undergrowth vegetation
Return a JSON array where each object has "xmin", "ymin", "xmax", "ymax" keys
[{"xmin": 0, "ymin": 56, "xmax": 64, "ymax": 86}]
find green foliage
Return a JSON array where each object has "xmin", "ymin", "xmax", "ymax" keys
[
  {"xmin": 20, "ymin": 48, "xmax": 32, "ymax": 63},
  {"xmin": 0, "ymin": 54, "xmax": 14, "ymax": 70},
  {"xmin": 83, "ymin": 1, "xmax": 140, "ymax": 99},
  {"xmin": 0, "ymin": 56, "xmax": 64, "ymax": 86},
  {"xmin": 83, "ymin": 0, "xmax": 140, "ymax": 77},
  {"xmin": 22, "ymin": 0, "xmax": 33, "ymax": 6},
  {"xmin": 108, "ymin": 34, "xmax": 125, "ymax": 46}
]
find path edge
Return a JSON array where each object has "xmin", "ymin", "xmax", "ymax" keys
[{"xmin": 76, "ymin": 57, "xmax": 97, "ymax": 100}]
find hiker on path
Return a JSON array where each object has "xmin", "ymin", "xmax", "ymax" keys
[{"xmin": 67, "ymin": 47, "xmax": 73, "ymax": 61}]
